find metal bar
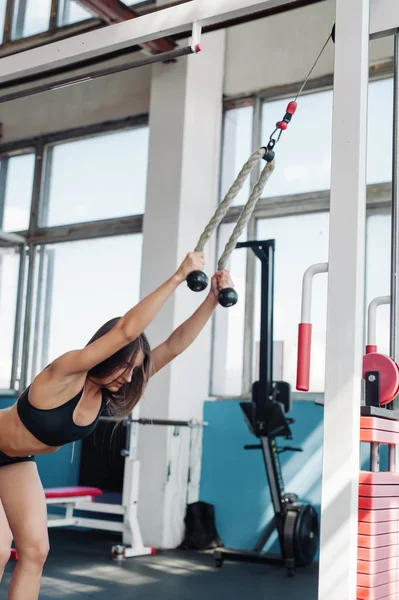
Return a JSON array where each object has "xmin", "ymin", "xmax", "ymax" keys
[
  {"xmin": 318, "ymin": 0, "xmax": 369, "ymax": 598},
  {"xmin": 19, "ymin": 245, "xmax": 36, "ymax": 390},
  {"xmin": 31, "ymin": 246, "xmax": 45, "ymax": 378},
  {"xmin": 39, "ymin": 144, "xmax": 53, "ymax": 228},
  {"xmin": 0, "ymin": 157, "xmax": 9, "ymax": 230},
  {"xmin": 49, "ymin": 0, "xmax": 59, "ymax": 34},
  {"xmin": 390, "ymin": 34, "xmax": 399, "ymax": 422},
  {"xmin": 40, "ymin": 248, "xmax": 54, "ymax": 370},
  {"xmin": 258, "ymin": 241, "xmax": 275, "ymax": 405},
  {"xmin": 0, "ymin": 0, "xmax": 319, "ymax": 83},
  {"xmin": 130, "ymin": 417, "xmax": 206, "ymax": 427},
  {"xmin": 13, "ymin": 0, "xmax": 28, "ymax": 41},
  {"xmin": 370, "ymin": 442, "xmax": 380, "ymax": 472},
  {"xmin": 2, "ymin": 0, "xmax": 14, "ymax": 45},
  {"xmin": 10, "ymin": 246, "xmax": 27, "ymax": 390},
  {"xmin": 260, "ymin": 437, "xmax": 283, "ymax": 515},
  {"xmin": 0, "ymin": 44, "xmax": 197, "ymax": 104},
  {"xmin": 27, "ymin": 215, "xmax": 143, "ymax": 245},
  {"xmin": 0, "ymin": 231, "xmax": 26, "ymax": 245},
  {"xmin": 28, "ymin": 141, "xmax": 45, "ymax": 240},
  {"xmin": 389, "ymin": 444, "xmax": 396, "ymax": 472},
  {"xmin": 0, "ymin": 19, "xmax": 104, "ymax": 59}
]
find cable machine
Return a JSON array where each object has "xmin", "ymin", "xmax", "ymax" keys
[{"xmin": 214, "ymin": 239, "xmax": 319, "ymax": 577}]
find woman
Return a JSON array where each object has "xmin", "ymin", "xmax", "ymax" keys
[{"xmin": 0, "ymin": 251, "xmax": 234, "ymax": 600}]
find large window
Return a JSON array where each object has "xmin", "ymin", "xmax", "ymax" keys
[
  {"xmin": 255, "ymin": 214, "xmax": 329, "ymax": 393},
  {"xmin": 220, "ymin": 105, "xmax": 254, "ymax": 208},
  {"xmin": 41, "ymin": 127, "xmax": 149, "ymax": 227},
  {"xmin": 261, "ymin": 91, "xmax": 333, "ymax": 197},
  {"xmin": 1, "ymin": 153, "xmax": 35, "ymax": 232},
  {"xmin": 212, "ymin": 224, "xmax": 247, "ymax": 396},
  {"xmin": 57, "ymin": 0, "xmax": 92, "ymax": 26},
  {"xmin": 212, "ymin": 74, "xmax": 394, "ymax": 399},
  {"xmin": 0, "ymin": 118, "xmax": 148, "ymax": 392},
  {"xmin": 26, "ymin": 235, "xmax": 143, "ymax": 383}
]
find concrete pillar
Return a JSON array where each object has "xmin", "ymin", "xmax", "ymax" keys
[{"xmin": 137, "ymin": 31, "xmax": 226, "ymax": 549}]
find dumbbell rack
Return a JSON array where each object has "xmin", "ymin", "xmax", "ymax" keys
[{"xmin": 358, "ymin": 374, "xmax": 399, "ymax": 600}]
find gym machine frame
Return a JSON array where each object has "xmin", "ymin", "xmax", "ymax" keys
[{"xmin": 214, "ymin": 239, "xmax": 318, "ymax": 576}]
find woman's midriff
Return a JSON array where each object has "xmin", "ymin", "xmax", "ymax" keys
[{"xmin": 0, "ymin": 405, "xmax": 60, "ymax": 457}]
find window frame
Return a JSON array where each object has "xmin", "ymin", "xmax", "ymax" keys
[{"xmin": 0, "ymin": 114, "xmax": 148, "ymax": 395}]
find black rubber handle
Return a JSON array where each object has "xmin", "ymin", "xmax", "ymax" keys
[
  {"xmin": 218, "ymin": 287, "xmax": 238, "ymax": 308},
  {"xmin": 186, "ymin": 270, "xmax": 209, "ymax": 292}
]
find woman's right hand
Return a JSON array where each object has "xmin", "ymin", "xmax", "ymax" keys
[{"xmin": 175, "ymin": 252, "xmax": 205, "ymax": 283}]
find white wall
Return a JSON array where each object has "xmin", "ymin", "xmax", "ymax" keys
[{"xmin": 0, "ymin": 62, "xmax": 151, "ymax": 143}]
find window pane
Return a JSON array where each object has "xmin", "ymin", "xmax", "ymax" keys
[
  {"xmin": 255, "ymin": 213, "xmax": 329, "ymax": 392},
  {"xmin": 367, "ymin": 78, "xmax": 393, "ymax": 185},
  {"xmin": 2, "ymin": 154, "xmax": 34, "ymax": 232},
  {"xmin": 0, "ymin": 0, "xmax": 6, "ymax": 44},
  {"xmin": 365, "ymin": 212, "xmax": 391, "ymax": 355},
  {"xmin": 12, "ymin": 0, "xmax": 51, "ymax": 39},
  {"xmin": 261, "ymin": 91, "xmax": 333, "ymax": 197},
  {"xmin": 220, "ymin": 106, "xmax": 254, "ymax": 207},
  {"xmin": 32, "ymin": 235, "xmax": 142, "ymax": 373},
  {"xmin": 212, "ymin": 224, "xmax": 247, "ymax": 396},
  {"xmin": 0, "ymin": 251, "xmax": 20, "ymax": 388},
  {"xmin": 41, "ymin": 128, "xmax": 149, "ymax": 227},
  {"xmin": 58, "ymin": 0, "xmax": 92, "ymax": 26}
]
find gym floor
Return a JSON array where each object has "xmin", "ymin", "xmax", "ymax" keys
[{"xmin": 1, "ymin": 530, "xmax": 318, "ymax": 599}]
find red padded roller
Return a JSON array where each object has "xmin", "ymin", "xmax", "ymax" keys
[
  {"xmin": 363, "ymin": 353, "xmax": 399, "ymax": 406},
  {"xmin": 296, "ymin": 323, "xmax": 312, "ymax": 391},
  {"xmin": 45, "ymin": 486, "xmax": 102, "ymax": 499}
]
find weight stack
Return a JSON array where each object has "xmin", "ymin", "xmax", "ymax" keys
[{"xmin": 358, "ymin": 416, "xmax": 399, "ymax": 600}]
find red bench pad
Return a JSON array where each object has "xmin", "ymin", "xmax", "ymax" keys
[{"xmin": 44, "ymin": 486, "xmax": 102, "ymax": 499}]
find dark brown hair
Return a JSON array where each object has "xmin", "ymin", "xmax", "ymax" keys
[{"xmin": 86, "ymin": 317, "xmax": 152, "ymax": 418}]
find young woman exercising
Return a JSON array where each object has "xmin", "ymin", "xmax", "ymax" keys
[{"xmin": 0, "ymin": 251, "xmax": 234, "ymax": 600}]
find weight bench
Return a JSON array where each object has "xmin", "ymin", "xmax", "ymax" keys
[{"xmin": 10, "ymin": 486, "xmax": 103, "ymax": 560}]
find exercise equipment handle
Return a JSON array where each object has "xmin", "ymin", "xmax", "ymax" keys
[
  {"xmin": 296, "ymin": 262, "xmax": 328, "ymax": 391},
  {"xmin": 366, "ymin": 295, "xmax": 390, "ymax": 354},
  {"xmin": 217, "ymin": 159, "xmax": 275, "ymax": 307},
  {"xmin": 187, "ymin": 148, "xmax": 265, "ymax": 293}
]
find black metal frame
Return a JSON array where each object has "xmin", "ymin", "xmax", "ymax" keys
[{"xmin": 214, "ymin": 239, "xmax": 298, "ymax": 570}]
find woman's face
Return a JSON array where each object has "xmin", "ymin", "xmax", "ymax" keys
[{"xmin": 100, "ymin": 350, "xmax": 145, "ymax": 392}]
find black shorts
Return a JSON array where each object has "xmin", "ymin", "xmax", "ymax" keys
[{"xmin": 0, "ymin": 449, "xmax": 35, "ymax": 468}]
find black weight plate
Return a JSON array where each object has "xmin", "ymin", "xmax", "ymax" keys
[{"xmin": 294, "ymin": 504, "xmax": 319, "ymax": 566}]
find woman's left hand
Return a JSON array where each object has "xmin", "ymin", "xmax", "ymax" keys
[{"xmin": 209, "ymin": 270, "xmax": 235, "ymax": 300}]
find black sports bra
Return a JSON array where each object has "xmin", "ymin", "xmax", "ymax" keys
[{"xmin": 17, "ymin": 386, "xmax": 107, "ymax": 447}]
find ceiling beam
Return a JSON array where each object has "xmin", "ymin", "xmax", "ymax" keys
[{"xmin": 76, "ymin": 0, "xmax": 176, "ymax": 53}]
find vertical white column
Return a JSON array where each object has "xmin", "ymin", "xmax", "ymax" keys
[
  {"xmin": 137, "ymin": 31, "xmax": 225, "ymax": 549},
  {"xmin": 319, "ymin": 1, "xmax": 370, "ymax": 599}
]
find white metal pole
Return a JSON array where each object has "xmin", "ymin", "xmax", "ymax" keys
[
  {"xmin": 319, "ymin": 0, "xmax": 369, "ymax": 598},
  {"xmin": 390, "ymin": 34, "xmax": 399, "ymax": 419},
  {"xmin": 368, "ymin": 295, "xmax": 390, "ymax": 349}
]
